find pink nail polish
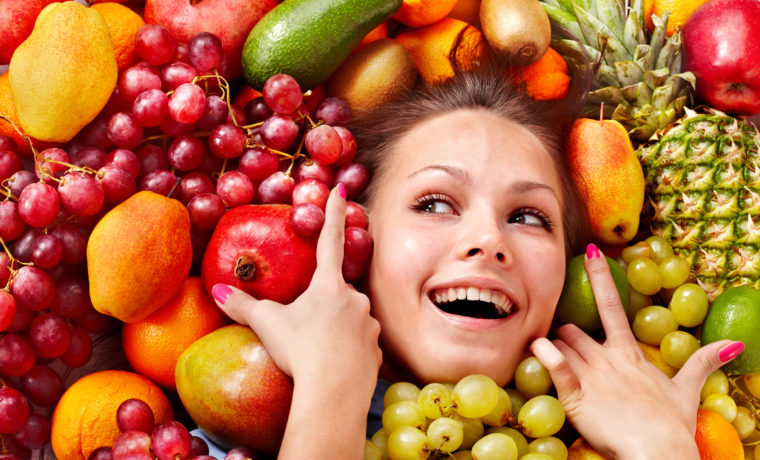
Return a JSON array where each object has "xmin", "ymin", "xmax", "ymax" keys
[
  {"xmin": 212, "ymin": 283, "xmax": 233, "ymax": 305},
  {"xmin": 586, "ymin": 243, "xmax": 601, "ymax": 259},
  {"xmin": 337, "ymin": 183, "xmax": 346, "ymax": 199},
  {"xmin": 719, "ymin": 341, "xmax": 745, "ymax": 363}
]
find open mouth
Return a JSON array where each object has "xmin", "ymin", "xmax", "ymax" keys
[{"xmin": 430, "ymin": 287, "xmax": 514, "ymax": 320}]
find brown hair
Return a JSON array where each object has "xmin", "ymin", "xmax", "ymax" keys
[{"xmin": 349, "ymin": 53, "xmax": 592, "ymax": 257}]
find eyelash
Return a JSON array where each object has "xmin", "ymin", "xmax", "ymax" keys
[{"xmin": 412, "ymin": 194, "xmax": 556, "ymax": 231}]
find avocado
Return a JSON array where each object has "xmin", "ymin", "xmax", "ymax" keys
[{"xmin": 242, "ymin": 0, "xmax": 402, "ymax": 91}]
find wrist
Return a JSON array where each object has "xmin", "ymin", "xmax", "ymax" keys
[{"xmin": 612, "ymin": 424, "xmax": 699, "ymax": 460}]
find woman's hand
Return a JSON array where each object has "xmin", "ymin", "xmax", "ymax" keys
[
  {"xmin": 531, "ymin": 243, "xmax": 741, "ymax": 460},
  {"xmin": 210, "ymin": 185, "xmax": 382, "ymax": 458}
]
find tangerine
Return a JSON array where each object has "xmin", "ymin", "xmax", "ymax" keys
[
  {"xmin": 645, "ymin": 0, "xmax": 711, "ymax": 35},
  {"xmin": 90, "ymin": 2, "xmax": 145, "ymax": 72},
  {"xmin": 695, "ymin": 408, "xmax": 744, "ymax": 460},
  {"xmin": 393, "ymin": 0, "xmax": 460, "ymax": 28},
  {"xmin": 513, "ymin": 46, "xmax": 570, "ymax": 101}
]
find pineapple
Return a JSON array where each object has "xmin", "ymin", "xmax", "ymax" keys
[
  {"xmin": 637, "ymin": 108, "xmax": 760, "ymax": 300},
  {"xmin": 541, "ymin": 0, "xmax": 694, "ymax": 142}
]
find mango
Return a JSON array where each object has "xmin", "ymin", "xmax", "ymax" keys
[
  {"xmin": 9, "ymin": 1, "xmax": 117, "ymax": 143},
  {"xmin": 87, "ymin": 191, "xmax": 192, "ymax": 323}
]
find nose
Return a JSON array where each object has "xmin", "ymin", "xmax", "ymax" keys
[{"xmin": 455, "ymin": 213, "xmax": 510, "ymax": 265}]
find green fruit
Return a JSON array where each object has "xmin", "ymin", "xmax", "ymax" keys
[
  {"xmin": 554, "ymin": 254, "xmax": 630, "ymax": 334},
  {"xmin": 701, "ymin": 286, "xmax": 760, "ymax": 375},
  {"xmin": 241, "ymin": 0, "xmax": 402, "ymax": 90}
]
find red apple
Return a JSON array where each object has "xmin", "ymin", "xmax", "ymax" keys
[
  {"xmin": 682, "ymin": 0, "xmax": 760, "ymax": 115},
  {"xmin": 201, "ymin": 204, "xmax": 317, "ymax": 304},
  {"xmin": 0, "ymin": 0, "xmax": 60, "ymax": 65},
  {"xmin": 144, "ymin": 0, "xmax": 279, "ymax": 78},
  {"xmin": 175, "ymin": 324, "xmax": 293, "ymax": 455}
]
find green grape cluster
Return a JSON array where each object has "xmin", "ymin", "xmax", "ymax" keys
[
  {"xmin": 618, "ymin": 236, "xmax": 760, "ymax": 449},
  {"xmin": 366, "ymin": 360, "xmax": 568, "ymax": 460}
]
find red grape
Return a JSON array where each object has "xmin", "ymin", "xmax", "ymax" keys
[
  {"xmin": 29, "ymin": 312, "xmax": 71, "ymax": 359},
  {"xmin": 138, "ymin": 170, "xmax": 177, "ymax": 196},
  {"xmin": 51, "ymin": 277, "xmax": 90, "ymax": 318},
  {"xmin": 292, "ymin": 178, "xmax": 330, "ymax": 210},
  {"xmin": 333, "ymin": 126, "xmax": 358, "ymax": 166},
  {"xmin": 187, "ymin": 193, "xmax": 225, "ymax": 231},
  {"xmin": 216, "ymin": 170, "xmax": 254, "ymax": 207},
  {"xmin": 0, "ymin": 290, "xmax": 16, "ymax": 332},
  {"xmin": 188, "ymin": 32, "xmax": 224, "ymax": 72},
  {"xmin": 315, "ymin": 97, "xmax": 350, "ymax": 125},
  {"xmin": 17, "ymin": 182, "xmax": 60, "ymax": 227},
  {"xmin": 13, "ymin": 413, "xmax": 50, "ymax": 450},
  {"xmin": 160, "ymin": 62, "xmax": 197, "ymax": 92},
  {"xmin": 70, "ymin": 146, "xmax": 108, "ymax": 170},
  {"xmin": 257, "ymin": 171, "xmax": 295, "ymax": 204},
  {"xmin": 342, "ymin": 226, "xmax": 373, "ymax": 283},
  {"xmin": 177, "ymin": 172, "xmax": 215, "ymax": 204},
  {"xmin": 35, "ymin": 147, "xmax": 70, "ymax": 185},
  {"xmin": 77, "ymin": 113, "xmax": 113, "ymax": 149},
  {"xmin": 118, "ymin": 65, "xmax": 162, "ymax": 104},
  {"xmin": 135, "ymin": 24, "xmax": 176, "ymax": 66},
  {"xmin": 0, "ymin": 334, "xmax": 35, "ymax": 377},
  {"xmin": 5, "ymin": 306, "xmax": 33, "ymax": 334},
  {"xmin": 31, "ymin": 233, "xmax": 63, "ymax": 269},
  {"xmin": 0, "ymin": 149, "xmax": 21, "ymax": 180},
  {"xmin": 168, "ymin": 135, "xmax": 206, "ymax": 171},
  {"xmin": 334, "ymin": 162, "xmax": 371, "ymax": 200},
  {"xmin": 132, "ymin": 89, "xmax": 169, "ymax": 128},
  {"xmin": 0, "ymin": 252, "xmax": 9, "ymax": 283},
  {"xmin": 106, "ymin": 149, "xmax": 140, "ymax": 179},
  {"xmin": 289, "ymin": 203, "xmax": 325, "ymax": 237},
  {"xmin": 21, "ymin": 364, "xmax": 64, "ymax": 407},
  {"xmin": 195, "ymin": 95, "xmax": 228, "ymax": 131},
  {"xmin": 224, "ymin": 447, "xmax": 258, "ymax": 460},
  {"xmin": 151, "ymin": 421, "xmax": 192, "ymax": 460},
  {"xmin": 107, "ymin": 112, "xmax": 143, "ymax": 149},
  {"xmin": 304, "ymin": 125, "xmax": 341, "ymax": 165},
  {"xmin": 136, "ymin": 144, "xmax": 169, "ymax": 179},
  {"xmin": 168, "ymin": 83, "xmax": 206, "ymax": 124},
  {"xmin": 117, "ymin": 399, "xmax": 155, "ymax": 434},
  {"xmin": 113, "ymin": 430, "xmax": 153, "ymax": 458},
  {"xmin": 244, "ymin": 97, "xmax": 273, "ymax": 123},
  {"xmin": 0, "ymin": 200, "xmax": 25, "ymax": 241},
  {"xmin": 8, "ymin": 170, "xmax": 36, "ymax": 198},
  {"xmin": 209, "ymin": 123, "xmax": 246, "ymax": 158},
  {"xmin": 73, "ymin": 305, "xmax": 118, "ymax": 335},
  {"xmin": 345, "ymin": 201, "xmax": 369, "ymax": 229},
  {"xmin": 88, "ymin": 446, "xmax": 114, "ymax": 460},
  {"xmin": 262, "ymin": 74, "xmax": 303, "ymax": 115},
  {"xmin": 226, "ymin": 103, "xmax": 246, "ymax": 126},
  {"xmin": 51, "ymin": 223, "xmax": 87, "ymax": 265},
  {"xmin": 0, "ymin": 434, "xmax": 31, "ymax": 460},
  {"xmin": 58, "ymin": 172, "xmax": 105, "ymax": 217},
  {"xmin": 238, "ymin": 147, "xmax": 279, "ymax": 182},
  {"xmin": 260, "ymin": 114, "xmax": 300, "ymax": 151},
  {"xmin": 59, "ymin": 326, "xmax": 93, "ymax": 368},
  {"xmin": 9, "ymin": 228, "xmax": 41, "ymax": 263},
  {"xmin": 188, "ymin": 436, "xmax": 209, "ymax": 457},
  {"xmin": 0, "ymin": 135, "xmax": 17, "ymax": 153},
  {"xmin": 98, "ymin": 165, "xmax": 137, "ymax": 205},
  {"xmin": 0, "ymin": 386, "xmax": 30, "ymax": 434},
  {"xmin": 294, "ymin": 159, "xmax": 334, "ymax": 186},
  {"xmin": 10, "ymin": 265, "xmax": 54, "ymax": 312}
]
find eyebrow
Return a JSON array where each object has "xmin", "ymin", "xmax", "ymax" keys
[{"xmin": 405, "ymin": 164, "xmax": 559, "ymax": 199}]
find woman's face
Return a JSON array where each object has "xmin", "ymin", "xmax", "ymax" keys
[{"xmin": 366, "ymin": 109, "xmax": 567, "ymax": 386}]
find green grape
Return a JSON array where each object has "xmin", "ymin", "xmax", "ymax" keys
[
  {"xmin": 417, "ymin": 383, "xmax": 454, "ymax": 419},
  {"xmin": 700, "ymin": 370, "xmax": 729, "ymax": 402},
  {"xmin": 387, "ymin": 426, "xmax": 429, "ymax": 460},
  {"xmin": 517, "ymin": 395, "xmax": 565, "ymax": 438},
  {"xmin": 506, "ymin": 388, "xmax": 527, "ymax": 418},
  {"xmin": 615, "ymin": 255, "xmax": 628, "ymax": 272},
  {"xmin": 645, "ymin": 235, "xmax": 674, "ymax": 264},
  {"xmin": 453, "ymin": 414, "xmax": 485, "ymax": 450},
  {"xmin": 658, "ymin": 254, "xmax": 690, "ymax": 289},
  {"xmin": 515, "ymin": 357, "xmax": 553, "ymax": 399},
  {"xmin": 621, "ymin": 241, "xmax": 652, "ymax": 263},
  {"xmin": 370, "ymin": 428, "xmax": 390, "ymax": 458},
  {"xmin": 528, "ymin": 436, "xmax": 568, "ymax": 460},
  {"xmin": 520, "ymin": 454, "xmax": 555, "ymax": 460},
  {"xmin": 659, "ymin": 331, "xmax": 700, "ymax": 368},
  {"xmin": 744, "ymin": 372, "xmax": 760, "ymax": 399},
  {"xmin": 470, "ymin": 433, "xmax": 518, "ymax": 460},
  {"xmin": 453, "ymin": 374, "xmax": 500, "ymax": 419},
  {"xmin": 668, "ymin": 283, "xmax": 709, "ymax": 327},
  {"xmin": 732, "ymin": 406, "xmax": 757, "ymax": 440},
  {"xmin": 426, "ymin": 417, "xmax": 463, "ymax": 453},
  {"xmin": 385, "ymin": 382, "xmax": 422, "ymax": 408},
  {"xmin": 481, "ymin": 388, "xmax": 512, "ymax": 427},
  {"xmin": 485, "ymin": 427, "xmax": 529, "ymax": 457},
  {"xmin": 701, "ymin": 393, "xmax": 738, "ymax": 423},
  {"xmin": 626, "ymin": 288, "xmax": 652, "ymax": 322},
  {"xmin": 383, "ymin": 401, "xmax": 426, "ymax": 433},
  {"xmin": 626, "ymin": 257, "xmax": 663, "ymax": 295},
  {"xmin": 365, "ymin": 440, "xmax": 384, "ymax": 460},
  {"xmin": 452, "ymin": 451, "xmax": 473, "ymax": 460},
  {"xmin": 632, "ymin": 305, "xmax": 678, "ymax": 346}
]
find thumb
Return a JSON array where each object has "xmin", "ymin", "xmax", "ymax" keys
[
  {"xmin": 211, "ymin": 283, "xmax": 280, "ymax": 330},
  {"xmin": 673, "ymin": 340, "xmax": 743, "ymax": 391}
]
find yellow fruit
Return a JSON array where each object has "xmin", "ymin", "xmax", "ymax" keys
[
  {"xmin": 9, "ymin": 1, "xmax": 117, "ymax": 143},
  {"xmin": 637, "ymin": 341, "xmax": 678, "ymax": 378},
  {"xmin": 645, "ymin": 0, "xmax": 711, "ymax": 35},
  {"xmin": 87, "ymin": 191, "xmax": 192, "ymax": 323},
  {"xmin": 567, "ymin": 438, "xmax": 611, "ymax": 460}
]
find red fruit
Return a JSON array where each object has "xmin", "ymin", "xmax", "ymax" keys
[
  {"xmin": 0, "ymin": 0, "xmax": 59, "ymax": 65},
  {"xmin": 201, "ymin": 204, "xmax": 317, "ymax": 304},
  {"xmin": 682, "ymin": 0, "xmax": 760, "ymax": 115}
]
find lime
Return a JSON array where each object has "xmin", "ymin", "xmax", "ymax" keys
[
  {"xmin": 701, "ymin": 286, "xmax": 760, "ymax": 375},
  {"xmin": 553, "ymin": 254, "xmax": 630, "ymax": 334}
]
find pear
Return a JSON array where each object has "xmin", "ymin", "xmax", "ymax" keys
[{"xmin": 566, "ymin": 117, "xmax": 645, "ymax": 245}]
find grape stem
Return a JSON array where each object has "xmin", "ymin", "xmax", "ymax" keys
[
  {"xmin": 0, "ymin": 235, "xmax": 31, "ymax": 291},
  {"xmin": 729, "ymin": 375, "xmax": 760, "ymax": 442},
  {"xmin": 0, "ymin": 432, "xmax": 10, "ymax": 455},
  {"xmin": 0, "ymin": 183, "xmax": 16, "ymax": 202}
]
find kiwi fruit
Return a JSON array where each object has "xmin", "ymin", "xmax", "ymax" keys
[
  {"xmin": 480, "ymin": 0, "xmax": 551, "ymax": 66},
  {"xmin": 328, "ymin": 38, "xmax": 418, "ymax": 116}
]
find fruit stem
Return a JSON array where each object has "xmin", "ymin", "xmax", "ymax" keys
[
  {"xmin": 0, "ymin": 184, "xmax": 16, "ymax": 202},
  {"xmin": 0, "ymin": 115, "xmax": 40, "ymax": 157},
  {"xmin": 0, "ymin": 433, "xmax": 8, "ymax": 455},
  {"xmin": 729, "ymin": 376, "xmax": 760, "ymax": 426},
  {"xmin": 0, "ymin": 235, "xmax": 30, "ymax": 291},
  {"xmin": 234, "ymin": 255, "xmax": 256, "ymax": 281}
]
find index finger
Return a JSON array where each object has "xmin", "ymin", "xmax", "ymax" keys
[
  {"xmin": 585, "ymin": 243, "xmax": 637, "ymax": 347},
  {"xmin": 314, "ymin": 183, "xmax": 347, "ymax": 278}
]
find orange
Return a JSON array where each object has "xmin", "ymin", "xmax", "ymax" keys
[
  {"xmin": 122, "ymin": 276, "xmax": 228, "ymax": 390},
  {"xmin": 396, "ymin": 17, "xmax": 490, "ymax": 85},
  {"xmin": 448, "ymin": 0, "xmax": 481, "ymax": 26},
  {"xmin": 645, "ymin": 0, "xmax": 711, "ymax": 36},
  {"xmin": 90, "ymin": 2, "xmax": 145, "ymax": 72},
  {"xmin": 512, "ymin": 46, "xmax": 570, "ymax": 101},
  {"xmin": 232, "ymin": 84, "xmax": 263, "ymax": 108},
  {"xmin": 393, "ymin": 0, "xmax": 460, "ymax": 28},
  {"xmin": 695, "ymin": 408, "xmax": 744, "ymax": 460},
  {"xmin": 51, "ymin": 370, "xmax": 173, "ymax": 460},
  {"xmin": 353, "ymin": 23, "xmax": 389, "ymax": 54},
  {"xmin": 567, "ymin": 438, "xmax": 611, "ymax": 460}
]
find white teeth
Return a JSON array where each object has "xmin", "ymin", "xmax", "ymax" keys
[
  {"xmin": 448, "ymin": 288, "xmax": 457, "ymax": 301},
  {"xmin": 431, "ymin": 286, "xmax": 513, "ymax": 314},
  {"xmin": 479, "ymin": 288, "xmax": 491, "ymax": 302},
  {"xmin": 467, "ymin": 287, "xmax": 479, "ymax": 301},
  {"xmin": 457, "ymin": 288, "xmax": 467, "ymax": 300}
]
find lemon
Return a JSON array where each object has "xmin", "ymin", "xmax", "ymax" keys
[
  {"xmin": 701, "ymin": 286, "xmax": 760, "ymax": 376},
  {"xmin": 553, "ymin": 254, "xmax": 630, "ymax": 334}
]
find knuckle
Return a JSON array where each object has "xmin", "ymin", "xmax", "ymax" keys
[
  {"xmin": 586, "ymin": 260, "xmax": 610, "ymax": 277},
  {"xmin": 597, "ymin": 293, "xmax": 622, "ymax": 309}
]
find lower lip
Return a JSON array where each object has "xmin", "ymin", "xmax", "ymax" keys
[{"xmin": 428, "ymin": 299, "xmax": 516, "ymax": 330}]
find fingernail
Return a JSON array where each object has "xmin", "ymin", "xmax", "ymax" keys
[
  {"xmin": 211, "ymin": 283, "xmax": 233, "ymax": 305},
  {"xmin": 337, "ymin": 183, "xmax": 346, "ymax": 200},
  {"xmin": 719, "ymin": 341, "xmax": 745, "ymax": 363},
  {"xmin": 586, "ymin": 243, "xmax": 601, "ymax": 259}
]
